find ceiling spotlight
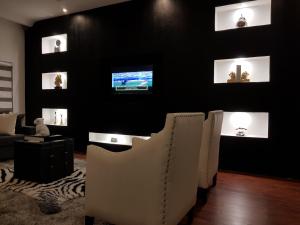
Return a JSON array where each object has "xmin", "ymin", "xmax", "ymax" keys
[{"xmin": 62, "ymin": 8, "xmax": 68, "ymax": 13}]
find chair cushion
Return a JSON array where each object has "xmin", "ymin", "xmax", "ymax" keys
[{"xmin": 0, "ymin": 113, "xmax": 17, "ymax": 135}]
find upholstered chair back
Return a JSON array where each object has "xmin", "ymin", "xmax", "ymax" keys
[
  {"xmin": 198, "ymin": 110, "xmax": 223, "ymax": 189},
  {"xmin": 161, "ymin": 113, "xmax": 204, "ymax": 225},
  {"xmin": 85, "ymin": 112, "xmax": 205, "ymax": 225}
]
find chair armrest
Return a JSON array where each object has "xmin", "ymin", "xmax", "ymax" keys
[
  {"xmin": 151, "ymin": 132, "xmax": 158, "ymax": 137},
  {"xmin": 86, "ymin": 137, "xmax": 165, "ymax": 224}
]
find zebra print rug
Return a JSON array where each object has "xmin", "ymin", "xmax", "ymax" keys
[{"xmin": 0, "ymin": 159, "xmax": 85, "ymax": 214}]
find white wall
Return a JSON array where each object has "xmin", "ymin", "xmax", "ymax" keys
[{"xmin": 0, "ymin": 17, "xmax": 25, "ymax": 113}]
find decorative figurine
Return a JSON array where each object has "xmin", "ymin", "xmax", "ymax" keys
[
  {"xmin": 54, "ymin": 74, "xmax": 62, "ymax": 89},
  {"xmin": 54, "ymin": 39, "xmax": 61, "ymax": 52},
  {"xmin": 236, "ymin": 65, "xmax": 242, "ymax": 82},
  {"xmin": 60, "ymin": 114, "xmax": 63, "ymax": 125},
  {"xmin": 241, "ymin": 71, "xmax": 250, "ymax": 82},
  {"xmin": 236, "ymin": 14, "xmax": 247, "ymax": 28},
  {"xmin": 235, "ymin": 127, "xmax": 247, "ymax": 136},
  {"xmin": 34, "ymin": 118, "xmax": 50, "ymax": 136},
  {"xmin": 227, "ymin": 66, "xmax": 251, "ymax": 83},
  {"xmin": 227, "ymin": 72, "xmax": 237, "ymax": 83},
  {"xmin": 54, "ymin": 111, "xmax": 57, "ymax": 125}
]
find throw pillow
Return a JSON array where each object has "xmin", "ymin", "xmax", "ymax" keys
[{"xmin": 0, "ymin": 112, "xmax": 17, "ymax": 135}]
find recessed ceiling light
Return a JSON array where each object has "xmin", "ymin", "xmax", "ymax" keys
[{"xmin": 62, "ymin": 8, "xmax": 68, "ymax": 13}]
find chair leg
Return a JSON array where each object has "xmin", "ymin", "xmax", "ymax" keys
[
  {"xmin": 197, "ymin": 188, "xmax": 208, "ymax": 204},
  {"xmin": 186, "ymin": 206, "xmax": 195, "ymax": 224},
  {"xmin": 85, "ymin": 216, "xmax": 95, "ymax": 225},
  {"xmin": 212, "ymin": 173, "xmax": 217, "ymax": 187}
]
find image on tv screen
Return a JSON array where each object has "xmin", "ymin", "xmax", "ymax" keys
[{"xmin": 112, "ymin": 69, "xmax": 153, "ymax": 92}]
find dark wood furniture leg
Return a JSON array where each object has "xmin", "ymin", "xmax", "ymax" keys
[
  {"xmin": 85, "ymin": 216, "xmax": 94, "ymax": 225},
  {"xmin": 212, "ymin": 173, "xmax": 217, "ymax": 187},
  {"xmin": 197, "ymin": 174, "xmax": 218, "ymax": 204},
  {"xmin": 186, "ymin": 206, "xmax": 196, "ymax": 224},
  {"xmin": 197, "ymin": 188, "xmax": 208, "ymax": 204}
]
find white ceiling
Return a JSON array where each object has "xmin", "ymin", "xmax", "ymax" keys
[{"xmin": 0, "ymin": 0, "xmax": 130, "ymax": 26}]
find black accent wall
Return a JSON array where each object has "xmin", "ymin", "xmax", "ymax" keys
[{"xmin": 25, "ymin": 0, "xmax": 300, "ymax": 179}]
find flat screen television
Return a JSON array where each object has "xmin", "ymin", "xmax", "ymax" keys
[{"xmin": 112, "ymin": 65, "xmax": 153, "ymax": 94}]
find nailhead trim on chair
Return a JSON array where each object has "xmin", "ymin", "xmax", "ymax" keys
[
  {"xmin": 161, "ymin": 116, "xmax": 176, "ymax": 225},
  {"xmin": 161, "ymin": 113, "xmax": 203, "ymax": 225}
]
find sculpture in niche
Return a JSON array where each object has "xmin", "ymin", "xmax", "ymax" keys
[
  {"xmin": 227, "ymin": 65, "xmax": 250, "ymax": 83},
  {"xmin": 54, "ymin": 74, "xmax": 63, "ymax": 89},
  {"xmin": 241, "ymin": 71, "xmax": 250, "ymax": 82},
  {"xmin": 54, "ymin": 111, "xmax": 57, "ymax": 125},
  {"xmin": 227, "ymin": 72, "xmax": 237, "ymax": 83},
  {"xmin": 60, "ymin": 114, "xmax": 63, "ymax": 126},
  {"xmin": 236, "ymin": 14, "xmax": 247, "ymax": 28},
  {"xmin": 54, "ymin": 39, "xmax": 61, "ymax": 52},
  {"xmin": 230, "ymin": 112, "xmax": 252, "ymax": 137},
  {"xmin": 235, "ymin": 127, "xmax": 247, "ymax": 136}
]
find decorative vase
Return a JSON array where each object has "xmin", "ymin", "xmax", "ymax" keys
[
  {"xmin": 236, "ymin": 14, "xmax": 247, "ymax": 28},
  {"xmin": 54, "ymin": 39, "xmax": 61, "ymax": 52},
  {"xmin": 60, "ymin": 114, "xmax": 63, "ymax": 125},
  {"xmin": 54, "ymin": 112, "xmax": 57, "ymax": 125}
]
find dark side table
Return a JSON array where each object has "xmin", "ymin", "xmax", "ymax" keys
[{"xmin": 14, "ymin": 138, "xmax": 74, "ymax": 183}]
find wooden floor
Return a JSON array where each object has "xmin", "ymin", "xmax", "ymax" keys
[
  {"xmin": 76, "ymin": 153, "xmax": 300, "ymax": 225},
  {"xmin": 190, "ymin": 173, "xmax": 300, "ymax": 225}
]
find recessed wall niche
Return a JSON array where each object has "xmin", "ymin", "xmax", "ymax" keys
[
  {"xmin": 221, "ymin": 112, "xmax": 269, "ymax": 138},
  {"xmin": 42, "ymin": 72, "xmax": 67, "ymax": 90},
  {"xmin": 89, "ymin": 132, "xmax": 150, "ymax": 146},
  {"xmin": 215, "ymin": 0, "xmax": 271, "ymax": 31},
  {"xmin": 42, "ymin": 34, "xmax": 67, "ymax": 54},
  {"xmin": 42, "ymin": 108, "xmax": 68, "ymax": 126},
  {"xmin": 214, "ymin": 56, "xmax": 270, "ymax": 84}
]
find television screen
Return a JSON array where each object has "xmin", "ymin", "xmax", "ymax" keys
[{"xmin": 112, "ymin": 66, "xmax": 153, "ymax": 93}]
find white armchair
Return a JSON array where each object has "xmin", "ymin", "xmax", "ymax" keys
[
  {"xmin": 85, "ymin": 113, "xmax": 205, "ymax": 225},
  {"xmin": 198, "ymin": 110, "xmax": 223, "ymax": 198}
]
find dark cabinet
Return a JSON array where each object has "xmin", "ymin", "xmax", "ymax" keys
[{"xmin": 14, "ymin": 138, "xmax": 74, "ymax": 183}]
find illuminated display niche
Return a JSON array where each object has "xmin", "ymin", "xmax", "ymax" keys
[
  {"xmin": 42, "ymin": 108, "xmax": 68, "ymax": 126},
  {"xmin": 215, "ymin": 0, "xmax": 271, "ymax": 31},
  {"xmin": 221, "ymin": 112, "xmax": 269, "ymax": 138},
  {"xmin": 214, "ymin": 56, "xmax": 270, "ymax": 84},
  {"xmin": 42, "ymin": 72, "xmax": 67, "ymax": 90},
  {"xmin": 42, "ymin": 34, "xmax": 67, "ymax": 54},
  {"xmin": 89, "ymin": 132, "xmax": 150, "ymax": 146}
]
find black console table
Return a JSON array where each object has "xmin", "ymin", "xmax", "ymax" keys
[{"xmin": 14, "ymin": 138, "xmax": 74, "ymax": 183}]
